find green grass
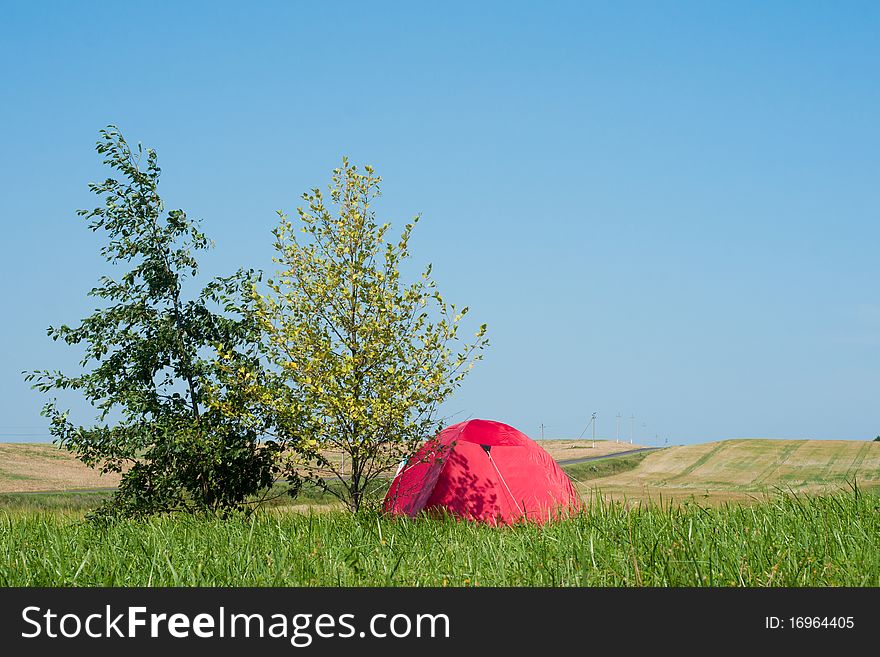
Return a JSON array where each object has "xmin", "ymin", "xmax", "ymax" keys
[
  {"xmin": 1, "ymin": 488, "xmax": 877, "ymax": 586},
  {"xmin": 562, "ymin": 452, "xmax": 648, "ymax": 482}
]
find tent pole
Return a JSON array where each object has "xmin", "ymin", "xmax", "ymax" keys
[{"xmin": 486, "ymin": 452, "xmax": 525, "ymax": 517}]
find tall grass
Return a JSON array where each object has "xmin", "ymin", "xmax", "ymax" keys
[{"xmin": 2, "ymin": 488, "xmax": 877, "ymax": 586}]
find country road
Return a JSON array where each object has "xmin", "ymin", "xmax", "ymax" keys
[{"xmin": 556, "ymin": 446, "xmax": 663, "ymax": 466}]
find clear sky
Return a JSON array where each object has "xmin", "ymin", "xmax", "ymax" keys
[{"xmin": 2, "ymin": 1, "xmax": 879, "ymax": 444}]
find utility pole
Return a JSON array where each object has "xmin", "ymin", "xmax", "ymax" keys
[
  {"xmin": 616, "ymin": 413, "xmax": 621, "ymax": 443},
  {"xmin": 630, "ymin": 414, "xmax": 635, "ymax": 444},
  {"xmin": 591, "ymin": 412, "xmax": 597, "ymax": 448},
  {"xmin": 540, "ymin": 423, "xmax": 545, "ymax": 440}
]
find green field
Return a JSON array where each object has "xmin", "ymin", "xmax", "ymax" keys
[
  {"xmin": 1, "ymin": 488, "xmax": 878, "ymax": 586},
  {"xmin": 1, "ymin": 438, "xmax": 878, "ymax": 587}
]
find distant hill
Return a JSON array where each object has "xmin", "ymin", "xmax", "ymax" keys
[{"xmin": 583, "ymin": 438, "xmax": 880, "ymax": 504}]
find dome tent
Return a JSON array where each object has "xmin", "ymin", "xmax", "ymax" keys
[{"xmin": 383, "ymin": 419, "xmax": 582, "ymax": 525}]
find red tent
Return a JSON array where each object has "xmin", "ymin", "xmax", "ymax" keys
[{"xmin": 383, "ymin": 419, "xmax": 582, "ymax": 525}]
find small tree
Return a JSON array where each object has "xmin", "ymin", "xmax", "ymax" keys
[
  {"xmin": 26, "ymin": 126, "xmax": 277, "ymax": 518},
  {"xmin": 251, "ymin": 158, "xmax": 487, "ymax": 512}
]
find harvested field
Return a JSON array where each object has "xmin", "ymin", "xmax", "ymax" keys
[
  {"xmin": 0, "ymin": 439, "xmax": 643, "ymax": 494},
  {"xmin": 581, "ymin": 438, "xmax": 880, "ymax": 505},
  {"xmin": 0, "ymin": 443, "xmax": 120, "ymax": 493}
]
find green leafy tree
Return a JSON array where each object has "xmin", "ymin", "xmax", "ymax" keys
[
  {"xmin": 25, "ymin": 126, "xmax": 278, "ymax": 518},
  {"xmin": 241, "ymin": 158, "xmax": 488, "ymax": 513}
]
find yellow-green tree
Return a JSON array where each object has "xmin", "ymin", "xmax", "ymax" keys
[{"xmin": 255, "ymin": 159, "xmax": 488, "ymax": 512}]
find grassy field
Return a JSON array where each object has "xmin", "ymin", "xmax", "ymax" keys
[
  {"xmin": 1, "ymin": 488, "xmax": 877, "ymax": 586},
  {"xmin": 2, "ymin": 437, "xmax": 878, "ymax": 587},
  {"xmin": 580, "ymin": 439, "xmax": 880, "ymax": 504}
]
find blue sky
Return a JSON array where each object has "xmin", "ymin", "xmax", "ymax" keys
[{"xmin": 2, "ymin": 1, "xmax": 878, "ymax": 444}]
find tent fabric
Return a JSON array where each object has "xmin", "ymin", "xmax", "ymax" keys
[{"xmin": 383, "ymin": 419, "xmax": 582, "ymax": 525}]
